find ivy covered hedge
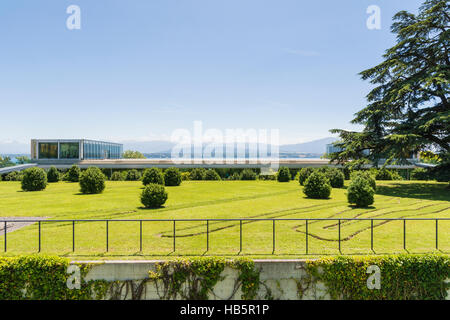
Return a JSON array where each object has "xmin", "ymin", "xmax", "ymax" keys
[
  {"xmin": 148, "ymin": 257, "xmax": 261, "ymax": 300},
  {"xmin": 305, "ymin": 254, "xmax": 450, "ymax": 300},
  {"xmin": 0, "ymin": 255, "xmax": 448, "ymax": 300},
  {"xmin": 0, "ymin": 255, "xmax": 108, "ymax": 300}
]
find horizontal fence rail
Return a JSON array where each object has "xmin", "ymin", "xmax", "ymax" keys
[{"xmin": 0, "ymin": 218, "xmax": 448, "ymax": 254}]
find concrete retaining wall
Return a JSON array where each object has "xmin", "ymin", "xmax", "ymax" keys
[{"xmin": 75, "ymin": 260, "xmax": 450, "ymax": 300}]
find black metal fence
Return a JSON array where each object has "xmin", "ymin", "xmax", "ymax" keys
[{"xmin": 1, "ymin": 218, "xmax": 448, "ymax": 254}]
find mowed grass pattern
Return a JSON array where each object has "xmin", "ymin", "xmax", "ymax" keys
[{"xmin": 0, "ymin": 180, "xmax": 448, "ymax": 259}]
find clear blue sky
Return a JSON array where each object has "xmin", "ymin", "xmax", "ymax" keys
[{"xmin": 0, "ymin": 0, "xmax": 423, "ymax": 145}]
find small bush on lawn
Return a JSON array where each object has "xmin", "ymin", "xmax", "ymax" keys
[
  {"xmin": 142, "ymin": 168, "xmax": 164, "ymax": 185},
  {"xmin": 47, "ymin": 166, "xmax": 60, "ymax": 183},
  {"xmin": 298, "ymin": 168, "xmax": 314, "ymax": 186},
  {"xmin": 189, "ymin": 168, "xmax": 206, "ymax": 180},
  {"xmin": 259, "ymin": 174, "xmax": 276, "ymax": 180},
  {"xmin": 410, "ymin": 168, "xmax": 430, "ymax": 181},
  {"xmin": 126, "ymin": 169, "xmax": 141, "ymax": 181},
  {"xmin": 347, "ymin": 176, "xmax": 375, "ymax": 207},
  {"xmin": 229, "ymin": 172, "xmax": 241, "ymax": 180},
  {"xmin": 5, "ymin": 171, "xmax": 23, "ymax": 181},
  {"xmin": 277, "ymin": 167, "xmax": 290, "ymax": 182},
  {"xmin": 303, "ymin": 171, "xmax": 331, "ymax": 199},
  {"xmin": 326, "ymin": 168, "xmax": 345, "ymax": 188},
  {"xmin": 350, "ymin": 171, "xmax": 377, "ymax": 191},
  {"xmin": 181, "ymin": 172, "xmax": 191, "ymax": 181},
  {"xmin": 375, "ymin": 169, "xmax": 393, "ymax": 180},
  {"xmin": 240, "ymin": 169, "xmax": 257, "ymax": 180},
  {"xmin": 110, "ymin": 171, "xmax": 124, "ymax": 181},
  {"xmin": 342, "ymin": 167, "xmax": 351, "ymax": 180},
  {"xmin": 79, "ymin": 167, "xmax": 106, "ymax": 194},
  {"xmin": 204, "ymin": 169, "xmax": 221, "ymax": 181},
  {"xmin": 391, "ymin": 170, "xmax": 403, "ymax": 180},
  {"xmin": 21, "ymin": 167, "xmax": 48, "ymax": 191},
  {"xmin": 164, "ymin": 167, "xmax": 182, "ymax": 186},
  {"xmin": 140, "ymin": 184, "xmax": 168, "ymax": 208},
  {"xmin": 66, "ymin": 165, "xmax": 81, "ymax": 182}
]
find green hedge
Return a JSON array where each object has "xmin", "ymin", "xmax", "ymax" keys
[
  {"xmin": 0, "ymin": 255, "xmax": 447, "ymax": 300},
  {"xmin": 305, "ymin": 254, "xmax": 450, "ymax": 300},
  {"xmin": 0, "ymin": 255, "xmax": 108, "ymax": 300}
]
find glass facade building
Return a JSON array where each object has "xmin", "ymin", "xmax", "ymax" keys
[{"xmin": 31, "ymin": 139, "xmax": 123, "ymax": 161}]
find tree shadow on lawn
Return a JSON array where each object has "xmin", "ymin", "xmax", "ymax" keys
[{"xmin": 376, "ymin": 183, "xmax": 450, "ymax": 202}]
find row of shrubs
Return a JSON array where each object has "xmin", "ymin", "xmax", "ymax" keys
[
  {"xmin": 1, "ymin": 166, "xmax": 436, "ymax": 183},
  {"xmin": 14, "ymin": 166, "xmax": 181, "ymax": 209},
  {"xmin": 294, "ymin": 167, "xmax": 377, "ymax": 208}
]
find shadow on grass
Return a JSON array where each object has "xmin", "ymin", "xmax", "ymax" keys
[
  {"xmin": 56, "ymin": 248, "xmax": 449, "ymax": 259},
  {"xmin": 376, "ymin": 182, "xmax": 450, "ymax": 201}
]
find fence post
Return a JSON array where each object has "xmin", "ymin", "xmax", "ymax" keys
[
  {"xmin": 436, "ymin": 219, "xmax": 438, "ymax": 250},
  {"xmin": 272, "ymin": 219, "xmax": 275, "ymax": 254},
  {"xmin": 72, "ymin": 221, "xmax": 75, "ymax": 252},
  {"xmin": 239, "ymin": 220, "xmax": 242, "ymax": 252},
  {"xmin": 305, "ymin": 220, "xmax": 308, "ymax": 255},
  {"xmin": 206, "ymin": 220, "xmax": 209, "ymax": 252},
  {"xmin": 38, "ymin": 221, "xmax": 41, "ymax": 252},
  {"xmin": 371, "ymin": 219, "xmax": 374, "ymax": 252},
  {"xmin": 4, "ymin": 222, "xmax": 6, "ymax": 252},
  {"xmin": 338, "ymin": 219, "xmax": 341, "ymax": 254},
  {"xmin": 106, "ymin": 221, "xmax": 109, "ymax": 252},
  {"xmin": 173, "ymin": 221, "xmax": 176, "ymax": 252},
  {"xmin": 140, "ymin": 220, "xmax": 143, "ymax": 252},
  {"xmin": 403, "ymin": 219, "xmax": 406, "ymax": 251}
]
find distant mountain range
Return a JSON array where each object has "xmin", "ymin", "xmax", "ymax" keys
[
  {"xmin": 0, "ymin": 137, "xmax": 337, "ymax": 156},
  {"xmin": 122, "ymin": 137, "xmax": 337, "ymax": 155},
  {"xmin": 279, "ymin": 137, "xmax": 337, "ymax": 154}
]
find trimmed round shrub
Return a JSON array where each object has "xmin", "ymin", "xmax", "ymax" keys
[
  {"xmin": 204, "ymin": 169, "xmax": 221, "ymax": 181},
  {"xmin": 21, "ymin": 167, "xmax": 48, "ymax": 192},
  {"xmin": 229, "ymin": 172, "xmax": 241, "ymax": 180},
  {"xmin": 79, "ymin": 167, "xmax": 106, "ymax": 194},
  {"xmin": 47, "ymin": 166, "xmax": 60, "ymax": 183},
  {"xmin": 347, "ymin": 176, "xmax": 375, "ymax": 207},
  {"xmin": 5, "ymin": 171, "xmax": 23, "ymax": 181},
  {"xmin": 326, "ymin": 168, "xmax": 345, "ymax": 188},
  {"xmin": 189, "ymin": 168, "xmax": 206, "ymax": 180},
  {"xmin": 181, "ymin": 172, "xmax": 191, "ymax": 181},
  {"xmin": 410, "ymin": 168, "xmax": 429, "ymax": 181},
  {"xmin": 350, "ymin": 171, "xmax": 377, "ymax": 191},
  {"xmin": 66, "ymin": 165, "xmax": 81, "ymax": 182},
  {"xmin": 303, "ymin": 171, "xmax": 331, "ymax": 199},
  {"xmin": 277, "ymin": 166, "xmax": 290, "ymax": 182},
  {"xmin": 298, "ymin": 168, "xmax": 314, "ymax": 186},
  {"xmin": 342, "ymin": 167, "xmax": 351, "ymax": 180},
  {"xmin": 259, "ymin": 174, "xmax": 276, "ymax": 180},
  {"xmin": 142, "ymin": 168, "xmax": 164, "ymax": 185},
  {"xmin": 126, "ymin": 169, "xmax": 141, "ymax": 181},
  {"xmin": 240, "ymin": 169, "xmax": 257, "ymax": 180},
  {"xmin": 375, "ymin": 169, "xmax": 393, "ymax": 180},
  {"xmin": 140, "ymin": 183, "xmax": 168, "ymax": 208},
  {"xmin": 391, "ymin": 170, "xmax": 403, "ymax": 180},
  {"xmin": 110, "ymin": 171, "xmax": 124, "ymax": 181},
  {"xmin": 164, "ymin": 167, "xmax": 182, "ymax": 186}
]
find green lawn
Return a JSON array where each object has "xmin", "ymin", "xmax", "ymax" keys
[{"xmin": 0, "ymin": 180, "xmax": 448, "ymax": 260}]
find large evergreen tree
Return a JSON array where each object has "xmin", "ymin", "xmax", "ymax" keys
[{"xmin": 330, "ymin": 0, "xmax": 449, "ymax": 177}]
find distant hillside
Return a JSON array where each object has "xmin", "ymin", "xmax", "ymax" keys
[
  {"xmin": 279, "ymin": 137, "xmax": 337, "ymax": 154},
  {"xmin": 122, "ymin": 140, "xmax": 175, "ymax": 154},
  {"xmin": 0, "ymin": 141, "xmax": 30, "ymax": 154},
  {"xmin": 124, "ymin": 137, "xmax": 337, "ymax": 156}
]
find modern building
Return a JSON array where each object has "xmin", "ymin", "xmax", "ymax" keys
[{"xmin": 31, "ymin": 139, "xmax": 123, "ymax": 162}]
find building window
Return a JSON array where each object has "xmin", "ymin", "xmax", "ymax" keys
[
  {"xmin": 38, "ymin": 143, "xmax": 58, "ymax": 159},
  {"xmin": 59, "ymin": 142, "xmax": 80, "ymax": 159}
]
